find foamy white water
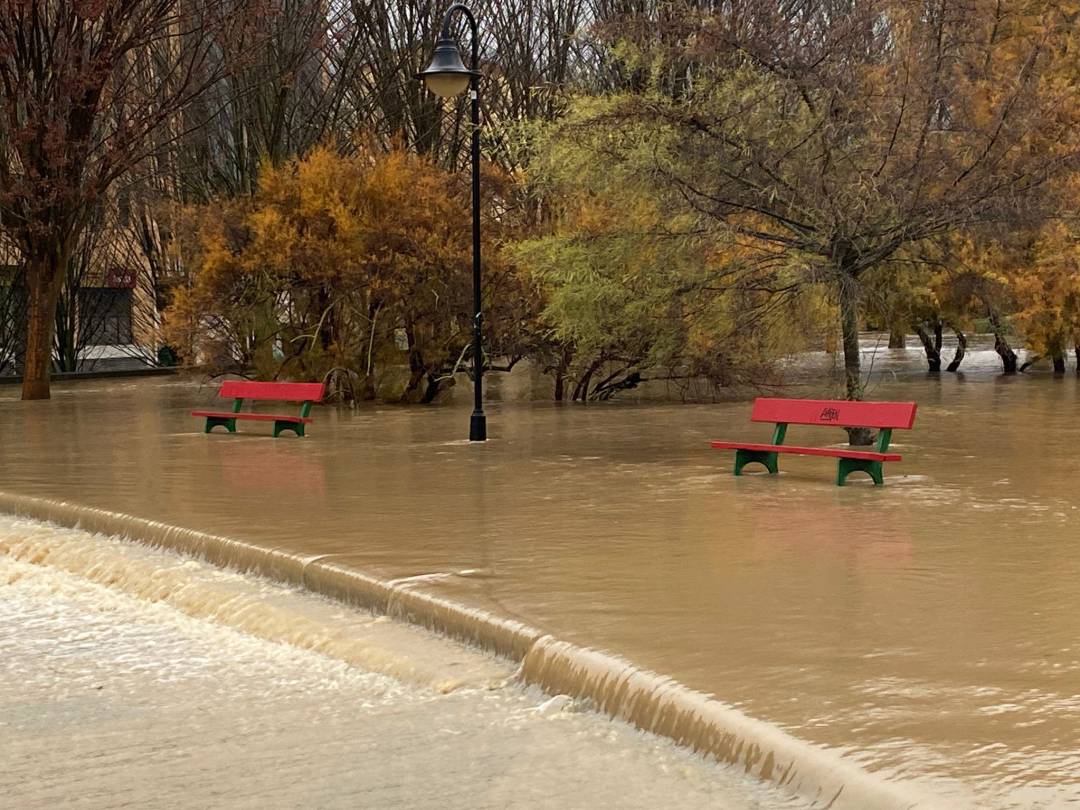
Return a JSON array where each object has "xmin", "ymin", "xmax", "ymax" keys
[{"xmin": 0, "ymin": 516, "xmax": 805, "ymax": 809}]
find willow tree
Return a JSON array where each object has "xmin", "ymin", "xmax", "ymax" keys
[
  {"xmin": 539, "ymin": 0, "xmax": 1080, "ymax": 420},
  {"xmin": 516, "ymin": 108, "xmax": 822, "ymax": 400},
  {"xmin": 0, "ymin": 0, "xmax": 252, "ymax": 399}
]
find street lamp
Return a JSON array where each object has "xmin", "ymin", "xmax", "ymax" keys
[{"xmin": 421, "ymin": 3, "xmax": 486, "ymax": 442}]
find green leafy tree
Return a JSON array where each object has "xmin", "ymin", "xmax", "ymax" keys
[{"xmin": 528, "ymin": 0, "xmax": 1080, "ymax": 435}]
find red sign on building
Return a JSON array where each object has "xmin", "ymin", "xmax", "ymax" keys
[{"xmin": 105, "ymin": 267, "xmax": 138, "ymax": 289}]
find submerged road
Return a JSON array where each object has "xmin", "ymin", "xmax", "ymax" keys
[{"xmin": 0, "ymin": 516, "xmax": 802, "ymax": 810}]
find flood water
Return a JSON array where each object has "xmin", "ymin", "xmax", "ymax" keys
[
  {"xmin": 2, "ymin": 335, "xmax": 1079, "ymax": 807},
  {"xmin": 1, "ymin": 515, "xmax": 796, "ymax": 810}
]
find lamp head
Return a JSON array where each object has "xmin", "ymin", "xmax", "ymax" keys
[{"xmin": 420, "ymin": 37, "xmax": 478, "ymax": 97}]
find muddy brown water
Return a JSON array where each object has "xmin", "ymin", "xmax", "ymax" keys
[
  {"xmin": 2, "ymin": 517, "xmax": 805, "ymax": 810},
  {"xmin": 2, "ymin": 336, "xmax": 1078, "ymax": 807}
]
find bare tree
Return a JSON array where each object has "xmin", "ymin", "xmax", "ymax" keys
[
  {"xmin": 329, "ymin": 0, "xmax": 590, "ymax": 169},
  {"xmin": 0, "ymin": 0, "xmax": 254, "ymax": 399}
]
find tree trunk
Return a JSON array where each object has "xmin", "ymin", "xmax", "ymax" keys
[
  {"xmin": 252, "ymin": 302, "xmax": 278, "ymax": 375},
  {"xmin": 401, "ymin": 325, "xmax": 426, "ymax": 403},
  {"xmin": 420, "ymin": 373, "xmax": 443, "ymax": 404},
  {"xmin": 552, "ymin": 347, "xmax": 572, "ymax": 402},
  {"xmin": 1075, "ymin": 345, "xmax": 1080, "ymax": 376},
  {"xmin": 22, "ymin": 257, "xmax": 65, "ymax": 400},
  {"xmin": 838, "ymin": 274, "xmax": 862, "ymax": 400},
  {"xmin": 887, "ymin": 327, "xmax": 905, "ymax": 349},
  {"xmin": 361, "ymin": 303, "xmax": 380, "ymax": 400},
  {"xmin": 946, "ymin": 328, "xmax": 966, "ymax": 372},
  {"xmin": 1019, "ymin": 355, "xmax": 1041, "ymax": 373},
  {"xmin": 553, "ymin": 370, "xmax": 566, "ymax": 402},
  {"xmin": 994, "ymin": 333, "xmax": 1018, "ymax": 374},
  {"xmin": 837, "ymin": 272, "xmax": 872, "ymax": 445},
  {"xmin": 1052, "ymin": 351, "xmax": 1066, "ymax": 375},
  {"xmin": 317, "ymin": 285, "xmax": 335, "ymax": 351},
  {"xmin": 987, "ymin": 312, "xmax": 1017, "ymax": 374},
  {"xmin": 914, "ymin": 323, "xmax": 942, "ymax": 372},
  {"xmin": 572, "ymin": 357, "xmax": 603, "ymax": 402}
]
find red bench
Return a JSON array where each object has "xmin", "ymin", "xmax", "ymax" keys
[
  {"xmin": 192, "ymin": 381, "xmax": 326, "ymax": 438},
  {"xmin": 710, "ymin": 398, "xmax": 917, "ymax": 486}
]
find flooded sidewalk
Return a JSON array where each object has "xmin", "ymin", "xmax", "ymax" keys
[{"xmin": 2, "ymin": 345, "xmax": 1079, "ymax": 807}]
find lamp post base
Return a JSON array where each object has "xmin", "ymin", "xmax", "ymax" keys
[{"xmin": 469, "ymin": 411, "xmax": 487, "ymax": 442}]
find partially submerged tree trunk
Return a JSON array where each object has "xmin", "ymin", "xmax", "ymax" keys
[
  {"xmin": 1075, "ymin": 345, "xmax": 1080, "ymax": 376},
  {"xmin": 551, "ymin": 347, "xmax": 573, "ymax": 402},
  {"xmin": 913, "ymin": 321, "xmax": 943, "ymax": 372},
  {"xmin": 1045, "ymin": 338, "xmax": 1068, "ymax": 375},
  {"xmin": 572, "ymin": 357, "xmax": 604, "ymax": 402},
  {"xmin": 420, "ymin": 373, "xmax": 444, "ymax": 404},
  {"xmin": 591, "ymin": 368, "xmax": 643, "ymax": 400},
  {"xmin": 887, "ymin": 327, "xmax": 905, "ymax": 348},
  {"xmin": 993, "ymin": 333, "xmax": 1018, "ymax": 374},
  {"xmin": 945, "ymin": 327, "xmax": 967, "ymax": 373},
  {"xmin": 988, "ymin": 311, "xmax": 1017, "ymax": 374},
  {"xmin": 22, "ymin": 255, "xmax": 66, "ymax": 400}
]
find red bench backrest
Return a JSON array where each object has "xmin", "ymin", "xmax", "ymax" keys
[
  {"xmin": 750, "ymin": 398, "xmax": 916, "ymax": 430},
  {"xmin": 219, "ymin": 380, "xmax": 326, "ymax": 403}
]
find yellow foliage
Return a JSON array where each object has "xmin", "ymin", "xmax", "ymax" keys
[
  {"xmin": 165, "ymin": 146, "xmax": 527, "ymax": 395},
  {"xmin": 1008, "ymin": 221, "xmax": 1080, "ymax": 355}
]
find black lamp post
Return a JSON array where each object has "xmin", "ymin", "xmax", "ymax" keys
[{"xmin": 421, "ymin": 4, "xmax": 486, "ymax": 442}]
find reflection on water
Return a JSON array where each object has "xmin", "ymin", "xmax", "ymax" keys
[{"xmin": 1, "ymin": 336, "xmax": 1079, "ymax": 807}]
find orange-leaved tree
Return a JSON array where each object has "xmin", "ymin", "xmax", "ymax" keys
[
  {"xmin": 1006, "ymin": 222, "xmax": 1080, "ymax": 373},
  {"xmin": 166, "ymin": 145, "xmax": 533, "ymax": 401}
]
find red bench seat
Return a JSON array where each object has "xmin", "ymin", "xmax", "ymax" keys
[
  {"xmin": 709, "ymin": 441, "xmax": 900, "ymax": 463},
  {"xmin": 710, "ymin": 398, "xmax": 916, "ymax": 486},
  {"xmin": 190, "ymin": 410, "xmax": 311, "ymax": 425}
]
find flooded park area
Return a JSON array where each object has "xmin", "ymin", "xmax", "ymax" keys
[{"xmin": 2, "ymin": 336, "xmax": 1079, "ymax": 808}]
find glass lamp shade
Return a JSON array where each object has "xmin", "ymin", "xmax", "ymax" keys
[
  {"xmin": 420, "ymin": 37, "xmax": 476, "ymax": 98},
  {"xmin": 423, "ymin": 71, "xmax": 471, "ymax": 98}
]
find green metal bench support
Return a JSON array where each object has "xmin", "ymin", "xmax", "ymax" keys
[
  {"xmin": 734, "ymin": 423, "xmax": 787, "ymax": 476},
  {"xmin": 836, "ymin": 429, "xmax": 892, "ymax": 487},
  {"xmin": 272, "ymin": 402, "xmax": 312, "ymax": 438},
  {"xmin": 204, "ymin": 397, "xmax": 244, "ymax": 434},
  {"xmin": 204, "ymin": 416, "xmax": 237, "ymax": 433}
]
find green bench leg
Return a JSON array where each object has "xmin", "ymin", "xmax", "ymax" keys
[
  {"xmin": 205, "ymin": 417, "xmax": 236, "ymax": 434},
  {"xmin": 273, "ymin": 420, "xmax": 305, "ymax": 438},
  {"xmin": 734, "ymin": 449, "xmax": 779, "ymax": 476},
  {"xmin": 837, "ymin": 458, "xmax": 884, "ymax": 486}
]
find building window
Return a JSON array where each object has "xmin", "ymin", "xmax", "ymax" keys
[{"xmin": 79, "ymin": 288, "xmax": 134, "ymax": 345}]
